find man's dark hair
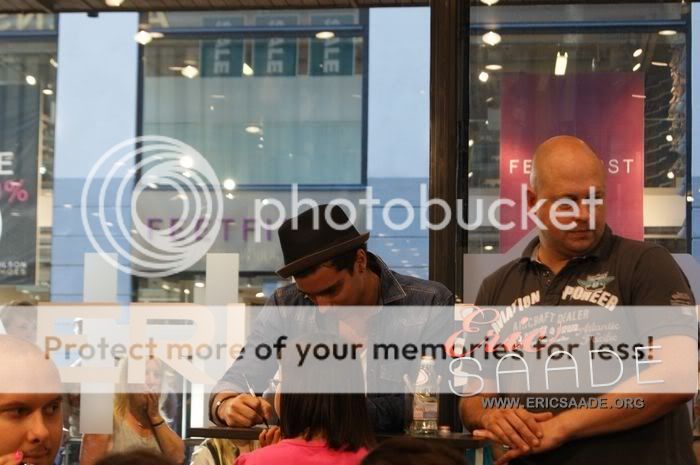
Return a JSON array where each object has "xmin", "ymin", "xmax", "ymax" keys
[
  {"xmin": 294, "ymin": 244, "xmax": 367, "ymax": 279},
  {"xmin": 360, "ymin": 437, "xmax": 468, "ymax": 465},
  {"xmin": 94, "ymin": 449, "xmax": 175, "ymax": 465},
  {"xmin": 279, "ymin": 333, "xmax": 375, "ymax": 451}
]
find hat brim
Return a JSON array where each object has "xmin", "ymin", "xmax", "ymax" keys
[{"xmin": 276, "ymin": 232, "xmax": 370, "ymax": 278}]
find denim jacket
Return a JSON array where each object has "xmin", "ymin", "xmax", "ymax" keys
[{"xmin": 211, "ymin": 253, "xmax": 454, "ymax": 432}]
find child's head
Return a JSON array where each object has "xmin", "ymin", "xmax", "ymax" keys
[{"xmin": 277, "ymin": 333, "xmax": 374, "ymax": 451}]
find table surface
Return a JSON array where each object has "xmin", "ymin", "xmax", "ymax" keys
[{"xmin": 188, "ymin": 426, "xmax": 487, "ymax": 449}]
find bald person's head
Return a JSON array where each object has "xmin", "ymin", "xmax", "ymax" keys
[
  {"xmin": 526, "ymin": 135, "xmax": 608, "ymax": 263},
  {"xmin": 530, "ymin": 135, "xmax": 606, "ymax": 194},
  {"xmin": 0, "ymin": 335, "xmax": 61, "ymax": 393}
]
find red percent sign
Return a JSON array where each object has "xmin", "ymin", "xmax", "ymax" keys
[{"xmin": 1, "ymin": 180, "xmax": 29, "ymax": 204}]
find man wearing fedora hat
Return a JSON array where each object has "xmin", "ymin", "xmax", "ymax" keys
[{"xmin": 209, "ymin": 204, "xmax": 454, "ymax": 432}]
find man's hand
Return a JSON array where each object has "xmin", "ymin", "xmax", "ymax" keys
[
  {"xmin": 219, "ymin": 394, "xmax": 274, "ymax": 427},
  {"xmin": 258, "ymin": 426, "xmax": 282, "ymax": 447},
  {"xmin": 475, "ymin": 408, "xmax": 553, "ymax": 452},
  {"xmin": 477, "ymin": 415, "xmax": 569, "ymax": 465}
]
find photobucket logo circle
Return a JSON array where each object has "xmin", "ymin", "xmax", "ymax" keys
[{"xmin": 81, "ymin": 136, "xmax": 223, "ymax": 278}]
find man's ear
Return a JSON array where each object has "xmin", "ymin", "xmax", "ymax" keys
[
  {"xmin": 356, "ymin": 248, "xmax": 367, "ymax": 272},
  {"xmin": 527, "ymin": 188, "xmax": 538, "ymax": 210}
]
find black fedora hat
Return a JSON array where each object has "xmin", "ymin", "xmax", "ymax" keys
[{"xmin": 276, "ymin": 204, "xmax": 370, "ymax": 278}]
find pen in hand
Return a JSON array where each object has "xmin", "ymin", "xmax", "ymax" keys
[{"xmin": 242, "ymin": 373, "xmax": 270, "ymax": 428}]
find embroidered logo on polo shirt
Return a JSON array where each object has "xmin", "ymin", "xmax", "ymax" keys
[{"xmin": 577, "ymin": 272, "xmax": 615, "ymax": 291}]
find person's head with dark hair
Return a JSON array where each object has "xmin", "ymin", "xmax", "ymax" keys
[
  {"xmin": 0, "ymin": 300, "xmax": 38, "ymax": 342},
  {"xmin": 0, "ymin": 335, "xmax": 63, "ymax": 465},
  {"xmin": 93, "ymin": 449, "xmax": 175, "ymax": 465},
  {"xmin": 276, "ymin": 333, "xmax": 375, "ymax": 452},
  {"xmin": 360, "ymin": 437, "xmax": 468, "ymax": 465},
  {"xmin": 276, "ymin": 204, "xmax": 379, "ymax": 308}
]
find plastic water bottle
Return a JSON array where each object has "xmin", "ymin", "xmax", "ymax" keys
[{"xmin": 410, "ymin": 355, "xmax": 439, "ymax": 435}]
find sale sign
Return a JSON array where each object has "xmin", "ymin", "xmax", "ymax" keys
[
  {"xmin": 0, "ymin": 85, "xmax": 39, "ymax": 284},
  {"xmin": 499, "ymin": 73, "xmax": 645, "ymax": 252}
]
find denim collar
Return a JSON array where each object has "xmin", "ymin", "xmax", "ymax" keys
[{"xmin": 369, "ymin": 252, "xmax": 407, "ymax": 304}]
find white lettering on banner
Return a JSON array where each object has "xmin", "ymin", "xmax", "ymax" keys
[
  {"xmin": 267, "ymin": 20, "xmax": 286, "ymax": 75},
  {"xmin": 0, "ymin": 152, "xmax": 14, "ymax": 176},
  {"xmin": 509, "ymin": 158, "xmax": 636, "ymax": 176},
  {"xmin": 213, "ymin": 20, "xmax": 233, "ymax": 75},
  {"xmin": 322, "ymin": 19, "xmax": 341, "ymax": 74}
]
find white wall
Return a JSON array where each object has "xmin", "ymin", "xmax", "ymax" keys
[{"xmin": 368, "ymin": 7, "xmax": 430, "ymax": 178}]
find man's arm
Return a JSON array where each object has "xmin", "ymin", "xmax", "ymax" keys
[
  {"xmin": 209, "ymin": 294, "xmax": 283, "ymax": 426},
  {"xmin": 485, "ymin": 335, "xmax": 696, "ymax": 465}
]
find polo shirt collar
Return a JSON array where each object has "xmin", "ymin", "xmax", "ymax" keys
[
  {"xmin": 520, "ymin": 225, "xmax": 614, "ymax": 263},
  {"xmin": 369, "ymin": 252, "xmax": 407, "ymax": 304}
]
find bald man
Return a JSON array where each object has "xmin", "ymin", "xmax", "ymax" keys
[
  {"xmin": 459, "ymin": 136, "xmax": 696, "ymax": 465},
  {"xmin": 0, "ymin": 335, "xmax": 63, "ymax": 465}
]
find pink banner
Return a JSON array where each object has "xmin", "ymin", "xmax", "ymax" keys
[{"xmin": 499, "ymin": 73, "xmax": 645, "ymax": 252}]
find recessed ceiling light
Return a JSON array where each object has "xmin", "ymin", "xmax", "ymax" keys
[
  {"xmin": 478, "ymin": 71, "xmax": 489, "ymax": 83},
  {"xmin": 485, "ymin": 64, "xmax": 502, "ymax": 71},
  {"xmin": 632, "ymin": 63, "xmax": 641, "ymax": 72},
  {"xmin": 633, "ymin": 48, "xmax": 643, "ymax": 57},
  {"xmin": 658, "ymin": 30, "xmax": 677, "ymax": 36},
  {"xmin": 223, "ymin": 178, "xmax": 236, "ymax": 191},
  {"xmin": 25, "ymin": 75, "xmax": 37, "ymax": 86},
  {"xmin": 316, "ymin": 31, "xmax": 335, "ymax": 40},
  {"xmin": 181, "ymin": 65, "xmax": 199, "ymax": 79},
  {"xmin": 134, "ymin": 30, "xmax": 152, "ymax": 45},
  {"xmin": 245, "ymin": 125, "xmax": 262, "ymax": 134},
  {"xmin": 242, "ymin": 63, "xmax": 254, "ymax": 76},
  {"xmin": 482, "ymin": 31, "xmax": 501, "ymax": 46}
]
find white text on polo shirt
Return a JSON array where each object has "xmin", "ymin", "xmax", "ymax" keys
[{"xmin": 562, "ymin": 285, "xmax": 619, "ymax": 311}]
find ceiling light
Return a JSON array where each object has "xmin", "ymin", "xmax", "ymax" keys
[
  {"xmin": 554, "ymin": 51, "xmax": 568, "ymax": 76},
  {"xmin": 667, "ymin": 171, "xmax": 675, "ymax": 179},
  {"xmin": 25, "ymin": 75, "xmax": 37, "ymax": 86},
  {"xmin": 658, "ymin": 30, "xmax": 677, "ymax": 36},
  {"xmin": 194, "ymin": 282, "xmax": 205, "ymax": 288},
  {"xmin": 179, "ymin": 156, "xmax": 194, "ymax": 168},
  {"xmin": 255, "ymin": 292, "xmax": 265, "ymax": 298},
  {"xmin": 687, "ymin": 195, "xmax": 694, "ymax": 203},
  {"xmin": 480, "ymin": 0, "xmax": 499, "ymax": 4},
  {"xmin": 632, "ymin": 63, "xmax": 641, "ymax": 72},
  {"xmin": 482, "ymin": 31, "xmax": 501, "ymax": 46},
  {"xmin": 168, "ymin": 66, "xmax": 184, "ymax": 71},
  {"xmin": 666, "ymin": 134, "xmax": 673, "ymax": 142},
  {"xmin": 258, "ymin": 144, "xmax": 264, "ymax": 149},
  {"xmin": 651, "ymin": 61, "xmax": 668, "ymax": 67},
  {"xmin": 468, "ymin": 139, "xmax": 474, "ymax": 147},
  {"xmin": 468, "ymin": 172, "xmax": 474, "ymax": 178},
  {"xmin": 226, "ymin": 193, "xmax": 234, "ymax": 200},
  {"xmin": 245, "ymin": 125, "xmax": 261, "ymax": 134},
  {"xmin": 134, "ymin": 30, "xmax": 153, "ymax": 45},
  {"xmin": 161, "ymin": 284, "xmax": 171, "ymax": 291},
  {"xmin": 631, "ymin": 94, "xmax": 646, "ymax": 99},
  {"xmin": 42, "ymin": 88, "xmax": 53, "ymax": 95},
  {"xmin": 49, "ymin": 58, "xmax": 58, "ymax": 68},
  {"xmin": 181, "ymin": 65, "xmax": 199, "ymax": 79},
  {"xmin": 633, "ymin": 48, "xmax": 643, "ymax": 57},
  {"xmin": 484, "ymin": 245, "xmax": 494, "ymax": 251},
  {"xmin": 184, "ymin": 289, "xmax": 191, "ymax": 295},
  {"xmin": 316, "ymin": 31, "xmax": 335, "ymax": 40},
  {"xmin": 39, "ymin": 166, "xmax": 47, "ymax": 175},
  {"xmin": 223, "ymin": 178, "xmax": 236, "ymax": 190},
  {"xmin": 485, "ymin": 64, "xmax": 502, "ymax": 71},
  {"xmin": 105, "ymin": 0, "xmax": 124, "ymax": 5},
  {"xmin": 148, "ymin": 183, "xmax": 158, "ymax": 189},
  {"xmin": 242, "ymin": 62, "xmax": 254, "ymax": 76},
  {"xmin": 478, "ymin": 71, "xmax": 489, "ymax": 82},
  {"xmin": 149, "ymin": 32, "xmax": 164, "ymax": 39}
]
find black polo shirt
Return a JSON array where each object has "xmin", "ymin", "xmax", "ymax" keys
[{"xmin": 474, "ymin": 226, "xmax": 696, "ymax": 465}]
